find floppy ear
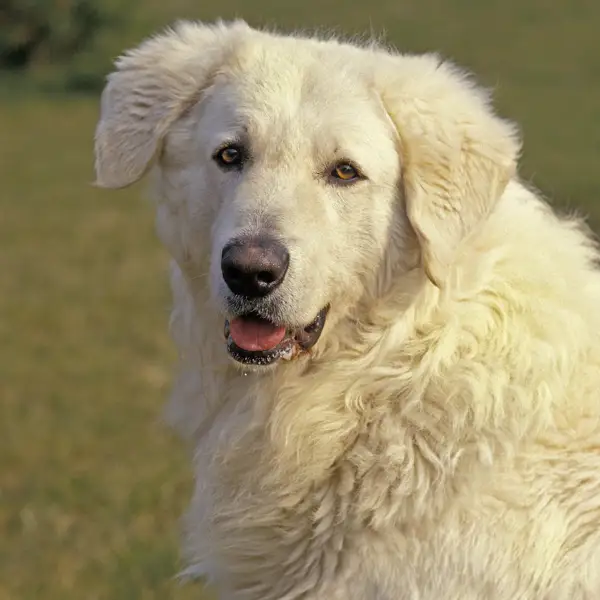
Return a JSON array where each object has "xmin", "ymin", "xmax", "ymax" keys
[
  {"xmin": 94, "ymin": 20, "xmax": 249, "ymax": 189},
  {"xmin": 378, "ymin": 55, "xmax": 521, "ymax": 286}
]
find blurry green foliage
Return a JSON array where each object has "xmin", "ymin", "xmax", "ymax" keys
[{"xmin": 0, "ymin": 0, "xmax": 112, "ymax": 71}]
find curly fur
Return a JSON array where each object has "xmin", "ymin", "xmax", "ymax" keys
[{"xmin": 95, "ymin": 21, "xmax": 600, "ymax": 600}]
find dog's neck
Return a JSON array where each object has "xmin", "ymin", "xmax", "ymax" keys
[{"xmin": 167, "ymin": 257, "xmax": 512, "ymax": 492}]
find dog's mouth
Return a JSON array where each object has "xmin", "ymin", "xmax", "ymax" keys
[{"xmin": 224, "ymin": 306, "xmax": 329, "ymax": 366}]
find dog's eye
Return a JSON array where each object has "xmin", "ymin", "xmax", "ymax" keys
[
  {"xmin": 214, "ymin": 145, "xmax": 244, "ymax": 169},
  {"xmin": 331, "ymin": 162, "xmax": 360, "ymax": 183}
]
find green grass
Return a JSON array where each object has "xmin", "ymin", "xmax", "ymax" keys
[
  {"xmin": 1, "ymin": 1, "xmax": 599, "ymax": 598},
  {"xmin": 0, "ymin": 98, "xmax": 203, "ymax": 599}
]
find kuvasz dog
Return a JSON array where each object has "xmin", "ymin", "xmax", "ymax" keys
[{"xmin": 94, "ymin": 20, "xmax": 600, "ymax": 600}]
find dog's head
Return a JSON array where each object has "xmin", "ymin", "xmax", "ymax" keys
[{"xmin": 95, "ymin": 21, "xmax": 520, "ymax": 369}]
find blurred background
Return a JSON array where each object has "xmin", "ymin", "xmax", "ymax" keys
[{"xmin": 1, "ymin": 1, "xmax": 598, "ymax": 598}]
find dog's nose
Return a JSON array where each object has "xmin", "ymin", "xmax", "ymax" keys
[{"xmin": 221, "ymin": 236, "xmax": 289, "ymax": 298}]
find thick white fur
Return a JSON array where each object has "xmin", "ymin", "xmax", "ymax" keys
[{"xmin": 95, "ymin": 21, "xmax": 600, "ymax": 600}]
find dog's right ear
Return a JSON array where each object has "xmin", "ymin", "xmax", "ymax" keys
[{"xmin": 94, "ymin": 20, "xmax": 249, "ymax": 189}]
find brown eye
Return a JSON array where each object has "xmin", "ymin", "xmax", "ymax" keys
[
  {"xmin": 331, "ymin": 162, "xmax": 360, "ymax": 182},
  {"xmin": 214, "ymin": 145, "xmax": 244, "ymax": 168}
]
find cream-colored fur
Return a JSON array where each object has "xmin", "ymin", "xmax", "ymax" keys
[{"xmin": 94, "ymin": 21, "xmax": 600, "ymax": 600}]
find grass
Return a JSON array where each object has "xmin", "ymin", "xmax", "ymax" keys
[
  {"xmin": 1, "ymin": 1, "xmax": 599, "ymax": 598},
  {"xmin": 0, "ymin": 98, "xmax": 202, "ymax": 599}
]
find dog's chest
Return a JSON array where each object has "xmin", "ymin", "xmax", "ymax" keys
[{"xmin": 184, "ymin": 402, "xmax": 466, "ymax": 600}]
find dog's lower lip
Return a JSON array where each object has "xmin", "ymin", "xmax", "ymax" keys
[
  {"xmin": 293, "ymin": 307, "xmax": 329, "ymax": 350},
  {"xmin": 224, "ymin": 306, "xmax": 329, "ymax": 365}
]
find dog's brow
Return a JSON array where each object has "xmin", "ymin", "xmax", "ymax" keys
[{"xmin": 212, "ymin": 128, "xmax": 249, "ymax": 151}]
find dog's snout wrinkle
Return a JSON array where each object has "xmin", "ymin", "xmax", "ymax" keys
[{"xmin": 221, "ymin": 235, "xmax": 289, "ymax": 298}]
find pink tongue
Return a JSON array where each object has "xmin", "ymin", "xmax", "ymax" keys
[{"xmin": 229, "ymin": 318, "xmax": 286, "ymax": 352}]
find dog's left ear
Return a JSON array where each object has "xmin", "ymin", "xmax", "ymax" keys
[{"xmin": 378, "ymin": 54, "xmax": 521, "ymax": 286}]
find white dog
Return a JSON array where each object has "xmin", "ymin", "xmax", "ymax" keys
[{"xmin": 94, "ymin": 20, "xmax": 600, "ymax": 600}]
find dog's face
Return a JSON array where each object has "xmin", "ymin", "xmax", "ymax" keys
[
  {"xmin": 173, "ymin": 46, "xmax": 404, "ymax": 366},
  {"xmin": 95, "ymin": 21, "xmax": 520, "ymax": 369}
]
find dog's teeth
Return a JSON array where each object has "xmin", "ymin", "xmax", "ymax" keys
[{"xmin": 281, "ymin": 347, "xmax": 294, "ymax": 360}]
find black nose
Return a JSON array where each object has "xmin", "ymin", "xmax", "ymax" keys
[{"xmin": 221, "ymin": 236, "xmax": 290, "ymax": 298}]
